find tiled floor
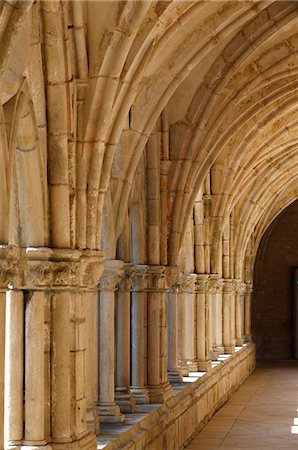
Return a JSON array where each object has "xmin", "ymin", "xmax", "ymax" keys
[{"xmin": 185, "ymin": 361, "xmax": 298, "ymax": 450}]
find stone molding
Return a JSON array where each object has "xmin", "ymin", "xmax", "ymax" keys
[
  {"xmin": 245, "ymin": 283, "xmax": 253, "ymax": 294},
  {"xmin": 0, "ymin": 245, "xmax": 103, "ymax": 290}
]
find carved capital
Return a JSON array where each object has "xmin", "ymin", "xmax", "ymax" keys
[
  {"xmin": 236, "ymin": 281, "xmax": 246, "ymax": 295},
  {"xmin": 222, "ymin": 278, "xmax": 237, "ymax": 294},
  {"xmin": 119, "ymin": 263, "xmax": 135, "ymax": 291},
  {"xmin": 99, "ymin": 260, "xmax": 124, "ymax": 291},
  {"xmin": 179, "ymin": 274, "xmax": 197, "ymax": 293},
  {"xmin": 131, "ymin": 265, "xmax": 148, "ymax": 291},
  {"xmin": 245, "ymin": 283, "xmax": 253, "ymax": 295},
  {"xmin": 207, "ymin": 275, "xmax": 222, "ymax": 294},
  {"xmin": 196, "ymin": 274, "xmax": 209, "ymax": 293},
  {"xmin": 164, "ymin": 266, "xmax": 180, "ymax": 290},
  {"xmin": 147, "ymin": 266, "xmax": 165, "ymax": 291}
]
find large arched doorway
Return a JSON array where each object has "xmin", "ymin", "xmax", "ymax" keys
[{"xmin": 252, "ymin": 200, "xmax": 298, "ymax": 361}]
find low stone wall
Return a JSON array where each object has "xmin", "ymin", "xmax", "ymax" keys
[{"xmin": 104, "ymin": 343, "xmax": 256, "ymax": 450}]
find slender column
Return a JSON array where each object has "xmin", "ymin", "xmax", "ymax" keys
[
  {"xmin": 4, "ymin": 290, "xmax": 24, "ymax": 446},
  {"xmin": 235, "ymin": 282, "xmax": 246, "ymax": 346},
  {"xmin": 215, "ymin": 280, "xmax": 224, "ymax": 354},
  {"xmin": 230, "ymin": 282, "xmax": 236, "ymax": 346},
  {"xmin": 166, "ymin": 268, "xmax": 183, "ymax": 383},
  {"xmin": 179, "ymin": 274, "xmax": 198, "ymax": 371},
  {"xmin": 51, "ymin": 291, "xmax": 72, "ymax": 442},
  {"xmin": 196, "ymin": 275, "xmax": 212, "ymax": 371},
  {"xmin": 222, "ymin": 279, "xmax": 235, "ymax": 354},
  {"xmin": 85, "ymin": 291, "xmax": 99, "ymax": 433},
  {"xmin": 178, "ymin": 281, "xmax": 188, "ymax": 376},
  {"xmin": 147, "ymin": 266, "xmax": 172, "ymax": 403},
  {"xmin": 23, "ymin": 291, "xmax": 46, "ymax": 446},
  {"xmin": 115, "ymin": 264, "xmax": 136, "ymax": 413},
  {"xmin": 206, "ymin": 277, "xmax": 218, "ymax": 360},
  {"xmin": 130, "ymin": 265, "xmax": 150, "ymax": 403},
  {"xmin": 97, "ymin": 260, "xmax": 125, "ymax": 422},
  {"xmin": 0, "ymin": 291, "xmax": 5, "ymax": 450},
  {"xmin": 244, "ymin": 284, "xmax": 253, "ymax": 342}
]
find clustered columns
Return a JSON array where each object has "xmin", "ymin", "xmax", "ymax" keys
[
  {"xmin": 97, "ymin": 260, "xmax": 125, "ymax": 423},
  {"xmin": 2, "ymin": 246, "xmax": 102, "ymax": 450}
]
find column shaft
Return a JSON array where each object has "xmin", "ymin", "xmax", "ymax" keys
[
  {"xmin": 168, "ymin": 289, "xmax": 183, "ymax": 382},
  {"xmin": 97, "ymin": 260, "xmax": 125, "ymax": 422},
  {"xmin": 24, "ymin": 291, "xmax": 45, "ymax": 444},
  {"xmin": 51, "ymin": 291, "xmax": 71, "ymax": 442},
  {"xmin": 115, "ymin": 281, "xmax": 136, "ymax": 413},
  {"xmin": 196, "ymin": 282, "xmax": 212, "ymax": 372},
  {"xmin": 4, "ymin": 290, "xmax": 24, "ymax": 445},
  {"xmin": 244, "ymin": 286, "xmax": 253, "ymax": 341},
  {"xmin": 0, "ymin": 292, "xmax": 5, "ymax": 449}
]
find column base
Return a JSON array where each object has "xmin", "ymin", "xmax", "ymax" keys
[
  {"xmin": 224, "ymin": 345, "xmax": 235, "ymax": 354},
  {"xmin": 187, "ymin": 360, "xmax": 199, "ymax": 372},
  {"xmin": 178, "ymin": 360, "xmax": 189, "ymax": 376},
  {"xmin": 148, "ymin": 381, "xmax": 173, "ymax": 404},
  {"xmin": 209, "ymin": 350, "xmax": 218, "ymax": 361},
  {"xmin": 86, "ymin": 406, "xmax": 100, "ymax": 435},
  {"xmin": 97, "ymin": 403, "xmax": 125, "ymax": 423},
  {"xmin": 236, "ymin": 338, "xmax": 244, "ymax": 346},
  {"xmin": 6, "ymin": 433, "xmax": 96, "ymax": 450},
  {"xmin": 130, "ymin": 386, "xmax": 150, "ymax": 404},
  {"xmin": 214, "ymin": 345, "xmax": 225, "ymax": 354},
  {"xmin": 197, "ymin": 360, "xmax": 213, "ymax": 372},
  {"xmin": 51, "ymin": 433, "xmax": 96, "ymax": 449},
  {"xmin": 168, "ymin": 368, "xmax": 183, "ymax": 383},
  {"xmin": 244, "ymin": 334, "xmax": 252, "ymax": 342},
  {"xmin": 115, "ymin": 387, "xmax": 136, "ymax": 413}
]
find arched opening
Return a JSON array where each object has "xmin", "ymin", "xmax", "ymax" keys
[{"xmin": 252, "ymin": 200, "xmax": 298, "ymax": 361}]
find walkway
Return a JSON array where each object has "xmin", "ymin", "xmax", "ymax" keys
[{"xmin": 185, "ymin": 361, "xmax": 298, "ymax": 450}]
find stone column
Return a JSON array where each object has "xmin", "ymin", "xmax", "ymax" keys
[
  {"xmin": 235, "ymin": 281, "xmax": 246, "ymax": 346},
  {"xmin": 147, "ymin": 266, "xmax": 172, "ymax": 403},
  {"xmin": 4, "ymin": 289, "xmax": 24, "ymax": 447},
  {"xmin": 206, "ymin": 277, "xmax": 218, "ymax": 360},
  {"xmin": 51, "ymin": 290, "xmax": 72, "ymax": 443},
  {"xmin": 178, "ymin": 278, "xmax": 188, "ymax": 376},
  {"xmin": 115, "ymin": 264, "xmax": 136, "ymax": 413},
  {"xmin": 244, "ymin": 284, "xmax": 253, "ymax": 342},
  {"xmin": 179, "ymin": 274, "xmax": 198, "ymax": 371},
  {"xmin": 230, "ymin": 282, "xmax": 236, "ymax": 347},
  {"xmin": 23, "ymin": 291, "xmax": 46, "ymax": 446},
  {"xmin": 166, "ymin": 268, "xmax": 183, "ymax": 383},
  {"xmin": 209, "ymin": 275, "xmax": 224, "ymax": 356},
  {"xmin": 0, "ymin": 290, "xmax": 5, "ymax": 450},
  {"xmin": 222, "ymin": 279, "xmax": 235, "ymax": 354},
  {"xmin": 85, "ymin": 290, "xmax": 100, "ymax": 434},
  {"xmin": 196, "ymin": 275, "xmax": 212, "ymax": 371},
  {"xmin": 97, "ymin": 260, "xmax": 125, "ymax": 422},
  {"xmin": 130, "ymin": 265, "xmax": 149, "ymax": 404}
]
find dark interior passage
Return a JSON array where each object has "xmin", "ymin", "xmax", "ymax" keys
[{"xmin": 252, "ymin": 200, "xmax": 298, "ymax": 360}]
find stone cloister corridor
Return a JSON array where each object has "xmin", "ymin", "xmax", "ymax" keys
[{"xmin": 0, "ymin": 1, "xmax": 297, "ymax": 449}]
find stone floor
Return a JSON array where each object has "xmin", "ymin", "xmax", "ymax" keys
[{"xmin": 185, "ymin": 360, "xmax": 298, "ymax": 450}]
